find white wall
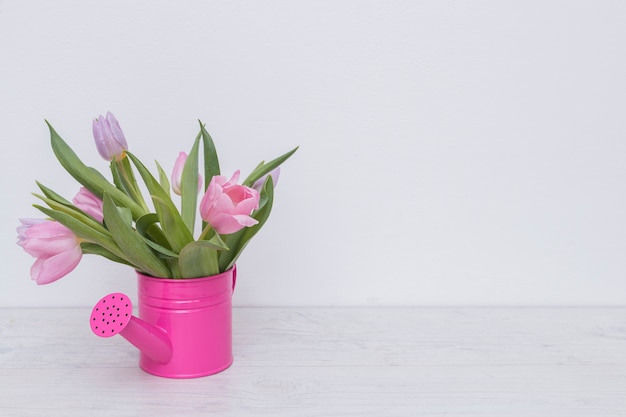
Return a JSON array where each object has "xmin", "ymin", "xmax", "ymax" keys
[{"xmin": 1, "ymin": 0, "xmax": 625, "ymax": 307}]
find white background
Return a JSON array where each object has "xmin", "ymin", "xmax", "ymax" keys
[{"xmin": 1, "ymin": 0, "xmax": 625, "ymax": 307}]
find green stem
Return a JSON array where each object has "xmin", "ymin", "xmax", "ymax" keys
[
  {"xmin": 115, "ymin": 156, "xmax": 149, "ymax": 212},
  {"xmin": 198, "ymin": 224, "xmax": 213, "ymax": 241}
]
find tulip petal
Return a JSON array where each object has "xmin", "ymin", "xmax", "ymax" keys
[
  {"xmin": 16, "ymin": 218, "xmax": 46, "ymax": 246},
  {"xmin": 106, "ymin": 112, "xmax": 128, "ymax": 149},
  {"xmin": 211, "ymin": 214, "xmax": 258, "ymax": 234},
  {"xmin": 22, "ymin": 235, "xmax": 77, "ymax": 258},
  {"xmin": 21, "ymin": 222, "xmax": 78, "ymax": 257},
  {"xmin": 92, "ymin": 118, "xmax": 107, "ymax": 160},
  {"xmin": 73, "ymin": 187, "xmax": 104, "ymax": 222},
  {"xmin": 232, "ymin": 214, "xmax": 259, "ymax": 227},
  {"xmin": 225, "ymin": 170, "xmax": 240, "ymax": 187},
  {"xmin": 234, "ymin": 195, "xmax": 260, "ymax": 215},
  {"xmin": 24, "ymin": 221, "xmax": 73, "ymax": 239},
  {"xmin": 171, "ymin": 152, "xmax": 187, "ymax": 195},
  {"xmin": 31, "ymin": 246, "xmax": 82, "ymax": 285},
  {"xmin": 200, "ymin": 170, "xmax": 261, "ymax": 235},
  {"xmin": 18, "ymin": 218, "xmax": 47, "ymax": 227}
]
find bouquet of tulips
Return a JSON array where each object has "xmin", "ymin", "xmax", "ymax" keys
[{"xmin": 17, "ymin": 112, "xmax": 297, "ymax": 284}]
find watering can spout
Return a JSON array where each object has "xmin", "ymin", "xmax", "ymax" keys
[{"xmin": 90, "ymin": 293, "xmax": 172, "ymax": 364}]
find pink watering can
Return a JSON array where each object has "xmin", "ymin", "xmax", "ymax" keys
[{"xmin": 90, "ymin": 267, "xmax": 236, "ymax": 378}]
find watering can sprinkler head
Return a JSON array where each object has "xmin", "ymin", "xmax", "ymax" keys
[
  {"xmin": 90, "ymin": 293, "xmax": 172, "ymax": 364},
  {"xmin": 90, "ymin": 293, "xmax": 133, "ymax": 337}
]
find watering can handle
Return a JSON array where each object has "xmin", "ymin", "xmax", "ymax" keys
[{"xmin": 232, "ymin": 265, "xmax": 237, "ymax": 293}]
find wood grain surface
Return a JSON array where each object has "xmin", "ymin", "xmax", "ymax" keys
[{"xmin": 1, "ymin": 308, "xmax": 625, "ymax": 416}]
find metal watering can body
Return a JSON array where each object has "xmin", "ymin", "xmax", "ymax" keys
[{"xmin": 90, "ymin": 267, "xmax": 236, "ymax": 378}]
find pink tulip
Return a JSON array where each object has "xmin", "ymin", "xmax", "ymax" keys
[
  {"xmin": 200, "ymin": 170, "xmax": 260, "ymax": 234},
  {"xmin": 93, "ymin": 111, "xmax": 128, "ymax": 161},
  {"xmin": 72, "ymin": 187, "xmax": 104, "ymax": 222},
  {"xmin": 171, "ymin": 152, "xmax": 187, "ymax": 195},
  {"xmin": 171, "ymin": 152, "xmax": 202, "ymax": 196},
  {"xmin": 17, "ymin": 219, "xmax": 82, "ymax": 285},
  {"xmin": 252, "ymin": 167, "xmax": 281, "ymax": 192}
]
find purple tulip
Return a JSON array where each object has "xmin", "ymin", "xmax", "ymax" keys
[
  {"xmin": 92, "ymin": 111, "xmax": 128, "ymax": 161},
  {"xmin": 200, "ymin": 170, "xmax": 260, "ymax": 235},
  {"xmin": 17, "ymin": 219, "xmax": 82, "ymax": 285},
  {"xmin": 72, "ymin": 187, "xmax": 104, "ymax": 222}
]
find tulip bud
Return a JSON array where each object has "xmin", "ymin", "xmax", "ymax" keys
[
  {"xmin": 171, "ymin": 152, "xmax": 187, "ymax": 195},
  {"xmin": 171, "ymin": 152, "xmax": 202, "ymax": 196},
  {"xmin": 93, "ymin": 111, "xmax": 128, "ymax": 161}
]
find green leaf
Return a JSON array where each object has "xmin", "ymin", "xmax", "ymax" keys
[
  {"xmin": 135, "ymin": 213, "xmax": 179, "ymax": 258},
  {"xmin": 168, "ymin": 258, "xmax": 182, "ymax": 278},
  {"xmin": 46, "ymin": 121, "xmax": 145, "ymax": 218},
  {"xmin": 116, "ymin": 205, "xmax": 133, "ymax": 227},
  {"xmin": 135, "ymin": 213, "xmax": 170, "ymax": 248},
  {"xmin": 36, "ymin": 182, "xmax": 73, "ymax": 206},
  {"xmin": 218, "ymin": 177, "xmax": 275, "ymax": 271},
  {"xmin": 143, "ymin": 238, "xmax": 180, "ymax": 258},
  {"xmin": 110, "ymin": 161, "xmax": 125, "ymax": 191},
  {"xmin": 243, "ymin": 146, "xmax": 299, "ymax": 186},
  {"xmin": 199, "ymin": 122, "xmax": 220, "ymax": 183},
  {"xmin": 136, "ymin": 213, "xmax": 159, "ymax": 236},
  {"xmin": 155, "ymin": 161, "xmax": 171, "ymax": 197},
  {"xmin": 181, "ymin": 133, "xmax": 201, "ymax": 234},
  {"xmin": 178, "ymin": 241, "xmax": 220, "ymax": 278},
  {"xmin": 200, "ymin": 230, "xmax": 229, "ymax": 251},
  {"xmin": 33, "ymin": 205, "xmax": 127, "ymax": 262},
  {"xmin": 80, "ymin": 243, "xmax": 133, "ymax": 266},
  {"xmin": 33, "ymin": 193, "xmax": 109, "ymax": 235},
  {"xmin": 119, "ymin": 154, "xmax": 141, "ymax": 193},
  {"xmin": 102, "ymin": 193, "xmax": 171, "ymax": 278},
  {"xmin": 110, "ymin": 158, "xmax": 149, "ymax": 211},
  {"xmin": 152, "ymin": 197, "xmax": 194, "ymax": 252},
  {"xmin": 126, "ymin": 152, "xmax": 193, "ymax": 252}
]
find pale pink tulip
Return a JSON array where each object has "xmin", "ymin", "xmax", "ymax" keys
[
  {"xmin": 200, "ymin": 170, "xmax": 260, "ymax": 234},
  {"xmin": 73, "ymin": 187, "xmax": 104, "ymax": 222},
  {"xmin": 93, "ymin": 111, "xmax": 128, "ymax": 161},
  {"xmin": 252, "ymin": 167, "xmax": 281, "ymax": 192},
  {"xmin": 17, "ymin": 219, "xmax": 82, "ymax": 285},
  {"xmin": 171, "ymin": 152, "xmax": 202, "ymax": 195},
  {"xmin": 171, "ymin": 152, "xmax": 187, "ymax": 195}
]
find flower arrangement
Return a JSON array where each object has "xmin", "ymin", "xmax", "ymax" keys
[{"xmin": 17, "ymin": 112, "xmax": 297, "ymax": 284}]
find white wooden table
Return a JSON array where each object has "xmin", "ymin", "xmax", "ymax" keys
[{"xmin": 1, "ymin": 307, "xmax": 625, "ymax": 416}]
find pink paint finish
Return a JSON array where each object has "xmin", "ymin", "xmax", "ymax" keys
[{"xmin": 89, "ymin": 267, "xmax": 236, "ymax": 378}]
